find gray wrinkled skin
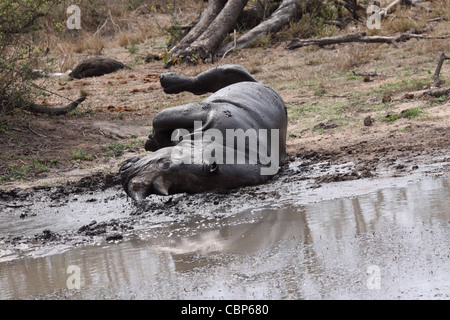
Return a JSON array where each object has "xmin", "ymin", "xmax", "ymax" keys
[{"xmin": 120, "ymin": 65, "xmax": 287, "ymax": 200}]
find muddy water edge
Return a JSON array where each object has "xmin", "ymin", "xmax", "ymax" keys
[{"xmin": 0, "ymin": 153, "xmax": 449, "ymax": 299}]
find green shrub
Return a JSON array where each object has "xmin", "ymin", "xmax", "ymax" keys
[
  {"xmin": 71, "ymin": 149, "xmax": 94, "ymax": 161},
  {"xmin": 0, "ymin": 0, "xmax": 60, "ymax": 113}
]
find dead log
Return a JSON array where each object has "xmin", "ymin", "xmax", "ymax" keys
[
  {"xmin": 217, "ymin": 0, "xmax": 303, "ymax": 57},
  {"xmin": 26, "ymin": 96, "xmax": 86, "ymax": 116},
  {"xmin": 287, "ymin": 32, "xmax": 450, "ymax": 50},
  {"xmin": 288, "ymin": 32, "xmax": 365, "ymax": 49},
  {"xmin": 427, "ymin": 17, "xmax": 447, "ymax": 23}
]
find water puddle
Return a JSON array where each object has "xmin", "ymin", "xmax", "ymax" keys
[{"xmin": 1, "ymin": 175, "xmax": 448, "ymax": 299}]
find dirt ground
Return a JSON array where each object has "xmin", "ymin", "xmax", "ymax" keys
[{"xmin": 0, "ymin": 10, "xmax": 449, "ymax": 191}]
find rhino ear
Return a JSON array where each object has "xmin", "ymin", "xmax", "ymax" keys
[{"xmin": 152, "ymin": 176, "xmax": 172, "ymax": 196}]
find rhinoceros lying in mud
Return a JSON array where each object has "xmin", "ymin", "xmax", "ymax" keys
[{"xmin": 120, "ymin": 64, "xmax": 287, "ymax": 200}]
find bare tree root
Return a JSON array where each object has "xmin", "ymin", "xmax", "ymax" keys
[
  {"xmin": 400, "ymin": 53, "xmax": 450, "ymax": 99},
  {"xmin": 26, "ymin": 96, "xmax": 87, "ymax": 116},
  {"xmin": 432, "ymin": 52, "xmax": 450, "ymax": 89}
]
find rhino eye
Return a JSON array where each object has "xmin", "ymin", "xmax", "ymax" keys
[
  {"xmin": 157, "ymin": 158, "xmax": 171, "ymax": 169},
  {"xmin": 203, "ymin": 161, "xmax": 218, "ymax": 174},
  {"xmin": 202, "ymin": 157, "xmax": 218, "ymax": 174},
  {"xmin": 209, "ymin": 161, "xmax": 218, "ymax": 173}
]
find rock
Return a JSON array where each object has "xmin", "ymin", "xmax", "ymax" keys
[
  {"xmin": 360, "ymin": 169, "xmax": 374, "ymax": 178},
  {"xmin": 402, "ymin": 93, "xmax": 414, "ymax": 100},
  {"xmin": 313, "ymin": 120, "xmax": 338, "ymax": 130},
  {"xmin": 382, "ymin": 94, "xmax": 392, "ymax": 103},
  {"xmin": 364, "ymin": 116, "xmax": 374, "ymax": 126}
]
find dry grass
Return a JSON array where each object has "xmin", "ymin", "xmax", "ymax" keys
[
  {"xmin": 30, "ymin": 0, "xmax": 204, "ymax": 72},
  {"xmin": 55, "ymin": 42, "xmax": 75, "ymax": 72},
  {"xmin": 117, "ymin": 33, "xmax": 131, "ymax": 47},
  {"xmin": 332, "ymin": 44, "xmax": 382, "ymax": 71},
  {"xmin": 73, "ymin": 33, "xmax": 106, "ymax": 54},
  {"xmin": 410, "ymin": 38, "xmax": 450, "ymax": 55},
  {"xmin": 381, "ymin": 9, "xmax": 427, "ymax": 33},
  {"xmin": 117, "ymin": 24, "xmax": 153, "ymax": 47},
  {"xmin": 278, "ymin": 13, "xmax": 338, "ymax": 41},
  {"xmin": 32, "ymin": 1, "xmax": 450, "ymax": 83},
  {"xmin": 53, "ymin": 34, "xmax": 106, "ymax": 71},
  {"xmin": 378, "ymin": 0, "xmax": 450, "ymax": 34}
]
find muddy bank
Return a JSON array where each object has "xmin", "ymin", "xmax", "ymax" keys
[
  {"xmin": 0, "ymin": 163, "xmax": 449, "ymax": 299},
  {"xmin": 0, "ymin": 148, "xmax": 448, "ymax": 261}
]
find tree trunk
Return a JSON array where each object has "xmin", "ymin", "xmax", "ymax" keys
[
  {"xmin": 235, "ymin": 0, "xmax": 282, "ymax": 30},
  {"xmin": 189, "ymin": 0, "xmax": 250, "ymax": 60},
  {"xmin": 169, "ymin": 0, "xmax": 227, "ymax": 58},
  {"xmin": 168, "ymin": 0, "xmax": 249, "ymax": 64},
  {"xmin": 217, "ymin": 0, "xmax": 302, "ymax": 57},
  {"xmin": 352, "ymin": 0, "xmax": 358, "ymax": 19}
]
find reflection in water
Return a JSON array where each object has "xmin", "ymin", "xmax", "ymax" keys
[{"xmin": 0, "ymin": 176, "xmax": 449, "ymax": 299}]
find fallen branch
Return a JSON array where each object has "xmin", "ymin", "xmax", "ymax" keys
[
  {"xmin": 108, "ymin": 9, "xmax": 122, "ymax": 33},
  {"xmin": 0, "ymin": 62, "xmax": 87, "ymax": 115},
  {"xmin": 26, "ymin": 96, "xmax": 87, "ymax": 116},
  {"xmin": 27, "ymin": 124, "xmax": 47, "ymax": 138},
  {"xmin": 287, "ymin": 32, "xmax": 450, "ymax": 50},
  {"xmin": 427, "ymin": 17, "xmax": 446, "ymax": 23},
  {"xmin": 432, "ymin": 52, "xmax": 450, "ymax": 88},
  {"xmin": 93, "ymin": 18, "xmax": 109, "ymax": 37},
  {"xmin": 352, "ymin": 70, "xmax": 380, "ymax": 77},
  {"xmin": 288, "ymin": 32, "xmax": 363, "ymax": 49}
]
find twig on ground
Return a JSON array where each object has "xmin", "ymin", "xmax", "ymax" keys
[{"xmin": 27, "ymin": 124, "xmax": 48, "ymax": 138}]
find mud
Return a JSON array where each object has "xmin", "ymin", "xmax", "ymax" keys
[{"xmin": 0, "ymin": 149, "xmax": 449, "ymax": 299}]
